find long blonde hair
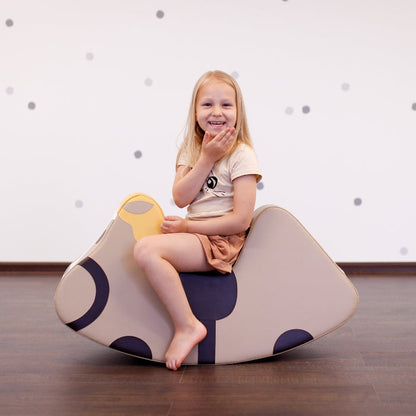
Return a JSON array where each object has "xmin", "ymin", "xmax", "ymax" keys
[{"xmin": 176, "ymin": 70, "xmax": 253, "ymax": 168}]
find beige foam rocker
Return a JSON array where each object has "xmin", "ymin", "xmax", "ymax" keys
[{"xmin": 55, "ymin": 193, "xmax": 359, "ymax": 365}]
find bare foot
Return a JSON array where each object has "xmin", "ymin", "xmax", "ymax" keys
[{"xmin": 165, "ymin": 320, "xmax": 207, "ymax": 371}]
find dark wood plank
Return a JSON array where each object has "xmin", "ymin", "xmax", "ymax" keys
[{"xmin": 1, "ymin": 274, "xmax": 416, "ymax": 415}]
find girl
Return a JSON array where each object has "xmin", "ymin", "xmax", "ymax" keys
[{"xmin": 134, "ymin": 70, "xmax": 261, "ymax": 370}]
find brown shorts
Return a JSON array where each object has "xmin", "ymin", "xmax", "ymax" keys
[{"xmin": 194, "ymin": 232, "xmax": 246, "ymax": 274}]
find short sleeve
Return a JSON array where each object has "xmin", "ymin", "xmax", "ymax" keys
[
  {"xmin": 177, "ymin": 145, "xmax": 191, "ymax": 167},
  {"xmin": 230, "ymin": 144, "xmax": 262, "ymax": 183}
]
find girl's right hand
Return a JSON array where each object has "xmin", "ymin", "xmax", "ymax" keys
[
  {"xmin": 201, "ymin": 127, "xmax": 236, "ymax": 163},
  {"xmin": 172, "ymin": 127, "xmax": 236, "ymax": 208}
]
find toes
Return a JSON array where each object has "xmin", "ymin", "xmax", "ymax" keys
[{"xmin": 166, "ymin": 359, "xmax": 180, "ymax": 371}]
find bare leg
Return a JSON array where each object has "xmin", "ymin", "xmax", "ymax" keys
[{"xmin": 134, "ymin": 233, "xmax": 212, "ymax": 370}]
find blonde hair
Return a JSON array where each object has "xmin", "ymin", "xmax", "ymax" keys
[{"xmin": 176, "ymin": 70, "xmax": 253, "ymax": 168}]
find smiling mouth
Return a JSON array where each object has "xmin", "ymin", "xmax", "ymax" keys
[{"xmin": 209, "ymin": 121, "xmax": 225, "ymax": 126}]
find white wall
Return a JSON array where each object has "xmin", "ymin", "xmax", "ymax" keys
[{"xmin": 1, "ymin": 0, "xmax": 415, "ymax": 262}]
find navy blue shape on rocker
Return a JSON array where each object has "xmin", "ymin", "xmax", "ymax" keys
[
  {"xmin": 110, "ymin": 336, "xmax": 152, "ymax": 359},
  {"xmin": 273, "ymin": 329, "xmax": 313, "ymax": 354},
  {"xmin": 180, "ymin": 271, "xmax": 238, "ymax": 364},
  {"xmin": 66, "ymin": 257, "xmax": 110, "ymax": 331}
]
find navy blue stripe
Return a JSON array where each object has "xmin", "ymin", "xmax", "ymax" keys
[
  {"xmin": 198, "ymin": 320, "xmax": 216, "ymax": 364},
  {"xmin": 67, "ymin": 257, "xmax": 110, "ymax": 332}
]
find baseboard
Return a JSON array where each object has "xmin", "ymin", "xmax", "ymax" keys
[
  {"xmin": 1, "ymin": 262, "xmax": 416, "ymax": 276},
  {"xmin": 0, "ymin": 262, "xmax": 70, "ymax": 274},
  {"xmin": 337, "ymin": 262, "xmax": 416, "ymax": 275}
]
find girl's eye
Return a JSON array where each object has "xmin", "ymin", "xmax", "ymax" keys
[{"xmin": 202, "ymin": 103, "xmax": 211, "ymax": 107}]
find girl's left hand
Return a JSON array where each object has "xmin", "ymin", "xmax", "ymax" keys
[{"xmin": 161, "ymin": 216, "xmax": 187, "ymax": 234}]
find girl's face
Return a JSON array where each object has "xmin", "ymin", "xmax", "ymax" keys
[{"xmin": 195, "ymin": 80, "xmax": 237, "ymax": 137}]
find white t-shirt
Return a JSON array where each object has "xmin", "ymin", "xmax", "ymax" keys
[{"xmin": 177, "ymin": 143, "xmax": 262, "ymax": 221}]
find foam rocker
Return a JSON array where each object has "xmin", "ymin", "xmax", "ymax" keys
[{"xmin": 55, "ymin": 193, "xmax": 359, "ymax": 365}]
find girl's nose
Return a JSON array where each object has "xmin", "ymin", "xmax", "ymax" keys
[{"xmin": 212, "ymin": 105, "xmax": 222, "ymax": 116}]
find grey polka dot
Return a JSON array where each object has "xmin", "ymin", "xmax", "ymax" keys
[
  {"xmin": 6, "ymin": 87, "xmax": 14, "ymax": 95},
  {"xmin": 156, "ymin": 10, "xmax": 165, "ymax": 19},
  {"xmin": 75, "ymin": 200, "xmax": 84, "ymax": 208},
  {"xmin": 134, "ymin": 150, "xmax": 142, "ymax": 159},
  {"xmin": 400, "ymin": 247, "xmax": 408, "ymax": 256},
  {"xmin": 5, "ymin": 19, "xmax": 14, "ymax": 27},
  {"xmin": 411, "ymin": 103, "xmax": 416, "ymax": 111},
  {"xmin": 354, "ymin": 198, "xmax": 362, "ymax": 206},
  {"xmin": 257, "ymin": 182, "xmax": 264, "ymax": 190},
  {"xmin": 231, "ymin": 71, "xmax": 239, "ymax": 79},
  {"xmin": 28, "ymin": 102, "xmax": 36, "ymax": 110},
  {"xmin": 342, "ymin": 83, "xmax": 350, "ymax": 91},
  {"xmin": 144, "ymin": 78, "xmax": 153, "ymax": 86},
  {"xmin": 285, "ymin": 107, "xmax": 294, "ymax": 115},
  {"xmin": 302, "ymin": 105, "xmax": 310, "ymax": 114},
  {"xmin": 86, "ymin": 52, "xmax": 94, "ymax": 61}
]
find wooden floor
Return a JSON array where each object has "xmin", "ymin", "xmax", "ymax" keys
[{"xmin": 1, "ymin": 274, "xmax": 415, "ymax": 416}]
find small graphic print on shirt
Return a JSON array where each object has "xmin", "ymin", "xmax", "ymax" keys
[
  {"xmin": 207, "ymin": 176, "xmax": 218, "ymax": 189},
  {"xmin": 203, "ymin": 175, "xmax": 226, "ymax": 197}
]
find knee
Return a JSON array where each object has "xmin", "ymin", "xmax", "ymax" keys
[
  {"xmin": 133, "ymin": 236, "xmax": 158, "ymax": 270},
  {"xmin": 134, "ymin": 237, "xmax": 149, "ymax": 269}
]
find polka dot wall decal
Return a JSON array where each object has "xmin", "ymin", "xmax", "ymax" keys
[
  {"xmin": 156, "ymin": 10, "xmax": 165, "ymax": 19},
  {"xmin": 285, "ymin": 107, "xmax": 294, "ymax": 115},
  {"xmin": 231, "ymin": 71, "xmax": 239, "ymax": 79},
  {"xmin": 5, "ymin": 19, "xmax": 14, "ymax": 27},
  {"xmin": 400, "ymin": 247, "xmax": 408, "ymax": 256},
  {"xmin": 354, "ymin": 198, "xmax": 362, "ymax": 206},
  {"xmin": 28, "ymin": 102, "xmax": 36, "ymax": 110},
  {"xmin": 302, "ymin": 105, "xmax": 311, "ymax": 114},
  {"xmin": 75, "ymin": 200, "xmax": 84, "ymax": 208},
  {"xmin": 257, "ymin": 182, "xmax": 264, "ymax": 190},
  {"xmin": 144, "ymin": 78, "xmax": 153, "ymax": 86},
  {"xmin": 134, "ymin": 150, "xmax": 142, "ymax": 159},
  {"xmin": 342, "ymin": 83, "xmax": 350, "ymax": 91},
  {"xmin": 86, "ymin": 52, "xmax": 94, "ymax": 61},
  {"xmin": 411, "ymin": 103, "xmax": 416, "ymax": 111},
  {"xmin": 5, "ymin": 87, "xmax": 14, "ymax": 95}
]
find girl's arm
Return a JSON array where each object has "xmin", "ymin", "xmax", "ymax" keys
[
  {"xmin": 173, "ymin": 128, "xmax": 236, "ymax": 208},
  {"xmin": 172, "ymin": 162, "xmax": 213, "ymax": 209},
  {"xmin": 162, "ymin": 174, "xmax": 257, "ymax": 236}
]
